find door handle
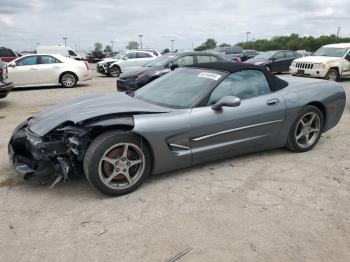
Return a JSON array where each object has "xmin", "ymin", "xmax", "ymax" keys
[{"xmin": 266, "ymin": 98, "xmax": 280, "ymax": 106}]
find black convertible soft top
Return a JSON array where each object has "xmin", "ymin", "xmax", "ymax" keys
[{"xmin": 187, "ymin": 62, "xmax": 288, "ymax": 91}]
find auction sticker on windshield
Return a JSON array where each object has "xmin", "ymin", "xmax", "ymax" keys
[{"xmin": 198, "ymin": 72, "xmax": 221, "ymax": 81}]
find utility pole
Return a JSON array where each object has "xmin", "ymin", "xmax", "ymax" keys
[
  {"xmin": 245, "ymin": 32, "xmax": 251, "ymax": 42},
  {"xmin": 62, "ymin": 37, "xmax": 68, "ymax": 46},
  {"xmin": 192, "ymin": 42, "xmax": 194, "ymax": 50},
  {"xmin": 336, "ymin": 26, "xmax": 341, "ymax": 43},
  {"xmin": 138, "ymin": 34, "xmax": 143, "ymax": 49},
  {"xmin": 171, "ymin": 39, "xmax": 175, "ymax": 52},
  {"xmin": 111, "ymin": 40, "xmax": 115, "ymax": 52}
]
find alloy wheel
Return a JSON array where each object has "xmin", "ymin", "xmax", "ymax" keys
[
  {"xmin": 294, "ymin": 112, "xmax": 321, "ymax": 149},
  {"xmin": 98, "ymin": 143, "xmax": 145, "ymax": 189},
  {"xmin": 62, "ymin": 73, "xmax": 76, "ymax": 87}
]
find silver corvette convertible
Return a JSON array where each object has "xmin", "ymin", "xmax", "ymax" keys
[{"xmin": 9, "ymin": 62, "xmax": 346, "ymax": 196}]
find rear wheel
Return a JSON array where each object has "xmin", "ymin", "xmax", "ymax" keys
[
  {"xmin": 60, "ymin": 72, "xmax": 77, "ymax": 88},
  {"xmin": 83, "ymin": 131, "xmax": 152, "ymax": 196},
  {"xmin": 108, "ymin": 66, "xmax": 121, "ymax": 77},
  {"xmin": 286, "ymin": 105, "xmax": 324, "ymax": 152},
  {"xmin": 325, "ymin": 68, "xmax": 340, "ymax": 81}
]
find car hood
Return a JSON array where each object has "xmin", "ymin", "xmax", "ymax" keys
[
  {"xmin": 98, "ymin": 58, "xmax": 119, "ymax": 65},
  {"xmin": 294, "ymin": 56, "xmax": 340, "ymax": 63},
  {"xmin": 29, "ymin": 92, "xmax": 171, "ymax": 136},
  {"xmin": 120, "ymin": 66, "xmax": 170, "ymax": 78}
]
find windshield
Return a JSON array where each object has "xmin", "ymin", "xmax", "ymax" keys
[
  {"xmin": 135, "ymin": 68, "xmax": 225, "ymax": 108},
  {"xmin": 113, "ymin": 51, "xmax": 126, "ymax": 59},
  {"xmin": 253, "ymin": 51, "xmax": 277, "ymax": 60},
  {"xmin": 313, "ymin": 47, "xmax": 348, "ymax": 57},
  {"xmin": 143, "ymin": 54, "xmax": 177, "ymax": 67}
]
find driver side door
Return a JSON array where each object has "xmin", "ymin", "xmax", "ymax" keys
[{"xmin": 189, "ymin": 69, "xmax": 286, "ymax": 164}]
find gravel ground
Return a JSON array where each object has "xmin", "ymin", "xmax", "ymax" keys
[{"xmin": 0, "ymin": 66, "xmax": 349, "ymax": 262}]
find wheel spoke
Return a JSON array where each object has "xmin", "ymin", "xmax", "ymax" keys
[
  {"xmin": 128, "ymin": 159, "xmax": 142, "ymax": 167},
  {"xmin": 300, "ymin": 118, "xmax": 306, "ymax": 127},
  {"xmin": 122, "ymin": 144, "xmax": 129, "ymax": 158},
  {"xmin": 309, "ymin": 128, "xmax": 319, "ymax": 133},
  {"xmin": 308, "ymin": 114, "xmax": 316, "ymax": 125},
  {"xmin": 106, "ymin": 171, "xmax": 119, "ymax": 184},
  {"xmin": 102, "ymin": 156, "xmax": 116, "ymax": 165},
  {"xmin": 122, "ymin": 171, "xmax": 133, "ymax": 185},
  {"xmin": 296, "ymin": 133, "xmax": 304, "ymax": 141}
]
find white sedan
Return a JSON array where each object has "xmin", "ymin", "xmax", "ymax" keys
[{"xmin": 7, "ymin": 54, "xmax": 92, "ymax": 88}]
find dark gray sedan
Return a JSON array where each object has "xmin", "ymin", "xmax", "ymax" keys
[{"xmin": 9, "ymin": 62, "xmax": 346, "ymax": 196}]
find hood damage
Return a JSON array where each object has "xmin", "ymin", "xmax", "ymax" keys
[{"xmin": 9, "ymin": 93, "xmax": 170, "ymax": 188}]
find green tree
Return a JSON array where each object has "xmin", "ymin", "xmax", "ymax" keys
[
  {"xmin": 194, "ymin": 38, "xmax": 217, "ymax": 51},
  {"xmin": 104, "ymin": 45, "xmax": 112, "ymax": 52},
  {"xmin": 218, "ymin": 43, "xmax": 230, "ymax": 47},
  {"xmin": 162, "ymin": 48, "xmax": 170, "ymax": 54},
  {"xmin": 126, "ymin": 41, "xmax": 139, "ymax": 50},
  {"xmin": 236, "ymin": 34, "xmax": 350, "ymax": 52},
  {"xmin": 94, "ymin": 42, "xmax": 103, "ymax": 51}
]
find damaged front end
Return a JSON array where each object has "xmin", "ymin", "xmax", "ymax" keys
[{"xmin": 8, "ymin": 118, "xmax": 91, "ymax": 185}]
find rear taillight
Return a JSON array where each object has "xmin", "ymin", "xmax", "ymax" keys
[{"xmin": 84, "ymin": 61, "xmax": 90, "ymax": 70}]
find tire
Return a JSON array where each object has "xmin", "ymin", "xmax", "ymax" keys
[
  {"xmin": 325, "ymin": 68, "xmax": 340, "ymax": 81},
  {"xmin": 83, "ymin": 131, "xmax": 152, "ymax": 196},
  {"xmin": 286, "ymin": 105, "xmax": 324, "ymax": 152},
  {"xmin": 108, "ymin": 65, "xmax": 121, "ymax": 77},
  {"xmin": 60, "ymin": 72, "xmax": 77, "ymax": 88}
]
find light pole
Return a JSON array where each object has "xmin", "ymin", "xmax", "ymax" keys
[
  {"xmin": 336, "ymin": 26, "xmax": 341, "ymax": 43},
  {"xmin": 245, "ymin": 32, "xmax": 251, "ymax": 42},
  {"xmin": 138, "ymin": 34, "xmax": 143, "ymax": 49},
  {"xmin": 111, "ymin": 40, "xmax": 115, "ymax": 52},
  {"xmin": 62, "ymin": 37, "xmax": 68, "ymax": 46},
  {"xmin": 171, "ymin": 39, "xmax": 175, "ymax": 52}
]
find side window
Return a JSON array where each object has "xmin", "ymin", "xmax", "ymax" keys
[
  {"xmin": 285, "ymin": 51, "xmax": 294, "ymax": 58},
  {"xmin": 207, "ymin": 70, "xmax": 270, "ymax": 105},
  {"xmin": 273, "ymin": 52, "xmax": 285, "ymax": 60},
  {"xmin": 197, "ymin": 55, "xmax": 211, "ymax": 63},
  {"xmin": 174, "ymin": 56, "xmax": 194, "ymax": 66},
  {"xmin": 0, "ymin": 48, "xmax": 15, "ymax": 57},
  {"xmin": 68, "ymin": 50, "xmax": 77, "ymax": 56},
  {"xmin": 137, "ymin": 52, "xmax": 152, "ymax": 58},
  {"xmin": 40, "ymin": 56, "xmax": 60, "ymax": 64},
  {"xmin": 210, "ymin": 56, "xmax": 218, "ymax": 62},
  {"xmin": 16, "ymin": 56, "xmax": 38, "ymax": 66},
  {"xmin": 126, "ymin": 52, "xmax": 137, "ymax": 59}
]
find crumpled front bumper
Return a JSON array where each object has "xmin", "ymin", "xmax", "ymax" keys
[{"xmin": 8, "ymin": 119, "xmax": 57, "ymax": 180}]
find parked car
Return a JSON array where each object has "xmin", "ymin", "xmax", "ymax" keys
[
  {"xmin": 0, "ymin": 47, "xmax": 19, "ymax": 62},
  {"xmin": 97, "ymin": 50, "xmax": 158, "ymax": 77},
  {"xmin": 207, "ymin": 46, "xmax": 244, "ymax": 62},
  {"xmin": 117, "ymin": 51, "xmax": 225, "ymax": 92},
  {"xmin": 8, "ymin": 62, "xmax": 345, "ymax": 196},
  {"xmin": 241, "ymin": 50, "xmax": 259, "ymax": 62},
  {"xmin": 139, "ymin": 49, "xmax": 161, "ymax": 57},
  {"xmin": 37, "ymin": 45, "xmax": 84, "ymax": 60},
  {"xmin": 245, "ymin": 50, "xmax": 301, "ymax": 73},
  {"xmin": 7, "ymin": 54, "xmax": 92, "ymax": 88},
  {"xmin": 290, "ymin": 43, "xmax": 350, "ymax": 81},
  {"xmin": 0, "ymin": 61, "xmax": 14, "ymax": 99},
  {"xmin": 87, "ymin": 50, "xmax": 106, "ymax": 63},
  {"xmin": 296, "ymin": 50, "xmax": 312, "ymax": 57}
]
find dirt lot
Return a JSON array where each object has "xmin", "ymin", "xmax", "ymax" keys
[{"xmin": 0, "ymin": 66, "xmax": 349, "ymax": 262}]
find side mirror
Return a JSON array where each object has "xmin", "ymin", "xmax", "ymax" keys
[
  {"xmin": 345, "ymin": 52, "xmax": 350, "ymax": 61},
  {"xmin": 123, "ymin": 56, "xmax": 128, "ymax": 60},
  {"xmin": 211, "ymin": 96, "xmax": 241, "ymax": 111},
  {"xmin": 169, "ymin": 62, "xmax": 179, "ymax": 70},
  {"xmin": 8, "ymin": 61, "xmax": 16, "ymax": 67}
]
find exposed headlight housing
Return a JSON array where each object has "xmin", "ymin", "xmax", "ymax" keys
[{"xmin": 135, "ymin": 73, "xmax": 146, "ymax": 81}]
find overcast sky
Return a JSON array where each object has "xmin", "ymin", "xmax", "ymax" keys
[{"xmin": 0, "ymin": 0, "xmax": 349, "ymax": 52}]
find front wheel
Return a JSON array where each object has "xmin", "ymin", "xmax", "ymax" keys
[
  {"xmin": 83, "ymin": 131, "xmax": 152, "ymax": 196},
  {"xmin": 325, "ymin": 68, "xmax": 340, "ymax": 81},
  {"xmin": 286, "ymin": 105, "xmax": 324, "ymax": 152},
  {"xmin": 108, "ymin": 66, "xmax": 121, "ymax": 77},
  {"xmin": 60, "ymin": 72, "xmax": 77, "ymax": 88}
]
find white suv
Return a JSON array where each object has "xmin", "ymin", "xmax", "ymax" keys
[
  {"xmin": 290, "ymin": 43, "xmax": 350, "ymax": 81},
  {"xmin": 97, "ymin": 50, "xmax": 159, "ymax": 77}
]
